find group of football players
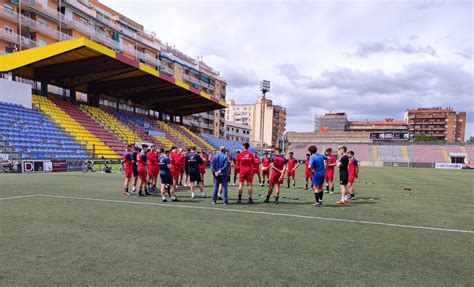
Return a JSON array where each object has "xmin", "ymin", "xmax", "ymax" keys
[{"xmin": 121, "ymin": 142, "xmax": 359, "ymax": 207}]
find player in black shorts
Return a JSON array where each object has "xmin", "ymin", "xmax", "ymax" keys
[
  {"xmin": 337, "ymin": 146, "xmax": 349, "ymax": 204},
  {"xmin": 132, "ymin": 146, "xmax": 140, "ymax": 194},
  {"xmin": 185, "ymin": 147, "xmax": 206, "ymax": 199}
]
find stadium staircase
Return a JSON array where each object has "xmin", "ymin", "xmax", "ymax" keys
[
  {"xmin": 464, "ymin": 146, "xmax": 474, "ymax": 163},
  {"xmin": 33, "ymin": 96, "xmax": 118, "ymax": 159},
  {"xmin": 0, "ymin": 99, "xmax": 87, "ymax": 159},
  {"xmin": 170, "ymin": 123, "xmax": 214, "ymax": 151},
  {"xmin": 372, "ymin": 145, "xmax": 378, "ymax": 161},
  {"xmin": 81, "ymin": 106, "xmax": 142, "ymax": 144},
  {"xmin": 376, "ymin": 145, "xmax": 406, "ymax": 162},
  {"xmin": 460, "ymin": 146, "xmax": 470, "ymax": 163},
  {"xmin": 440, "ymin": 147, "xmax": 451, "ymax": 163},
  {"xmin": 401, "ymin": 146, "xmax": 409, "ymax": 161}
]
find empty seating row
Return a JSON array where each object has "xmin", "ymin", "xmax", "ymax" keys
[
  {"xmin": 33, "ymin": 95, "xmax": 119, "ymax": 159},
  {"xmin": 81, "ymin": 105, "xmax": 142, "ymax": 144},
  {"xmin": 0, "ymin": 101, "xmax": 87, "ymax": 159}
]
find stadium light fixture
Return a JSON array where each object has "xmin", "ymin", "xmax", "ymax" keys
[
  {"xmin": 260, "ymin": 80, "xmax": 270, "ymax": 153},
  {"xmin": 260, "ymin": 80, "xmax": 271, "ymax": 94}
]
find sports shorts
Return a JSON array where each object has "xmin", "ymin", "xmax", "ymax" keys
[
  {"xmin": 160, "ymin": 173, "xmax": 174, "ymax": 185},
  {"xmin": 189, "ymin": 172, "xmax": 203, "ymax": 183},
  {"xmin": 340, "ymin": 171, "xmax": 349, "ymax": 186},
  {"xmin": 325, "ymin": 169, "xmax": 335, "ymax": 182},
  {"xmin": 269, "ymin": 171, "xmax": 283, "ymax": 185},
  {"xmin": 239, "ymin": 170, "xmax": 253, "ymax": 183},
  {"xmin": 312, "ymin": 174, "xmax": 325, "ymax": 186}
]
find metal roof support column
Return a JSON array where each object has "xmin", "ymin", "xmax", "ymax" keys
[
  {"xmin": 41, "ymin": 81, "xmax": 48, "ymax": 97},
  {"xmin": 70, "ymin": 87, "xmax": 76, "ymax": 104}
]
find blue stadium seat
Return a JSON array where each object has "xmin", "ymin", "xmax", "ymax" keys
[{"xmin": 0, "ymin": 102, "xmax": 87, "ymax": 160}]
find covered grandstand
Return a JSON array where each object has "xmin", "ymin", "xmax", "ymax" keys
[{"xmin": 0, "ymin": 38, "xmax": 226, "ymax": 160}]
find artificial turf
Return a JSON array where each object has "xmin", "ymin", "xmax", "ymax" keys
[{"xmin": 1, "ymin": 167, "xmax": 473, "ymax": 286}]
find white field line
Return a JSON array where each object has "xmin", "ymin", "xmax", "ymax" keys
[
  {"xmin": 0, "ymin": 194, "xmax": 39, "ymax": 201},
  {"xmin": 31, "ymin": 194, "xmax": 474, "ymax": 235}
]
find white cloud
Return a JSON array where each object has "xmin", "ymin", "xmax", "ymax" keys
[{"xmin": 101, "ymin": 0, "xmax": 474, "ymax": 138}]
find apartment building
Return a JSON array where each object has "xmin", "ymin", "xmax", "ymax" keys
[
  {"xmin": 346, "ymin": 118, "xmax": 408, "ymax": 133},
  {"xmin": 405, "ymin": 107, "xmax": 466, "ymax": 143},
  {"xmin": 0, "ymin": 0, "xmax": 226, "ymax": 136},
  {"xmin": 226, "ymin": 97, "xmax": 286, "ymax": 148},
  {"xmin": 314, "ymin": 113, "xmax": 347, "ymax": 132},
  {"xmin": 225, "ymin": 121, "xmax": 251, "ymax": 143}
]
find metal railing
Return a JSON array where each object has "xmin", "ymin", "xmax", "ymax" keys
[
  {"xmin": 0, "ymin": 7, "xmax": 73, "ymax": 41},
  {"xmin": 183, "ymin": 73, "xmax": 200, "ymax": 85},
  {"xmin": 160, "ymin": 65, "xmax": 174, "ymax": 75},
  {"xmin": 0, "ymin": 30, "xmax": 37, "ymax": 48}
]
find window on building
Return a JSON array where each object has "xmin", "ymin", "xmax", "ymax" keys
[
  {"xmin": 3, "ymin": 4, "xmax": 14, "ymax": 14},
  {"xmin": 37, "ymin": 39, "xmax": 47, "ymax": 46},
  {"xmin": 4, "ymin": 25, "xmax": 13, "ymax": 35},
  {"xmin": 38, "ymin": 18, "xmax": 47, "ymax": 28}
]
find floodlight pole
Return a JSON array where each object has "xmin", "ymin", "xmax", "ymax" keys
[
  {"xmin": 259, "ymin": 80, "xmax": 270, "ymax": 155},
  {"xmin": 19, "ymin": 0, "xmax": 22, "ymax": 51}
]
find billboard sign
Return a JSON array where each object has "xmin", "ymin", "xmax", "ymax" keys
[
  {"xmin": 22, "ymin": 160, "xmax": 52, "ymax": 173},
  {"xmin": 52, "ymin": 160, "xmax": 68, "ymax": 172},
  {"xmin": 370, "ymin": 132, "xmax": 409, "ymax": 140},
  {"xmin": 435, "ymin": 163, "xmax": 463, "ymax": 169}
]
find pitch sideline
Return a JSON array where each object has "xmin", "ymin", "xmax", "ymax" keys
[{"xmin": 1, "ymin": 193, "xmax": 464, "ymax": 234}]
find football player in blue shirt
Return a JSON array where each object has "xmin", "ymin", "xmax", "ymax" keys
[{"xmin": 308, "ymin": 145, "xmax": 328, "ymax": 207}]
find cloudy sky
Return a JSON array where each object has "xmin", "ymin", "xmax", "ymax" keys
[{"xmin": 102, "ymin": 0, "xmax": 473, "ymax": 138}]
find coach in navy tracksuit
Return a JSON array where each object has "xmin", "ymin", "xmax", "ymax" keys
[{"xmin": 211, "ymin": 146, "xmax": 229, "ymax": 205}]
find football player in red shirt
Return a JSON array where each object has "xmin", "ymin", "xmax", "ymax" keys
[
  {"xmin": 347, "ymin": 151, "xmax": 359, "ymax": 200},
  {"xmin": 253, "ymin": 152, "xmax": 262, "ymax": 186},
  {"xmin": 324, "ymin": 148, "xmax": 337, "ymax": 194},
  {"xmin": 147, "ymin": 145, "xmax": 159, "ymax": 193},
  {"xmin": 286, "ymin": 152, "xmax": 300, "ymax": 188},
  {"xmin": 232, "ymin": 150, "xmax": 240, "ymax": 186},
  {"xmin": 261, "ymin": 151, "xmax": 271, "ymax": 187},
  {"xmin": 178, "ymin": 148, "xmax": 186, "ymax": 187},
  {"xmin": 137, "ymin": 144, "xmax": 151, "ymax": 196},
  {"xmin": 122, "ymin": 144, "xmax": 134, "ymax": 196},
  {"xmin": 236, "ymin": 143, "xmax": 254, "ymax": 204},
  {"xmin": 199, "ymin": 151, "xmax": 208, "ymax": 185},
  {"xmin": 170, "ymin": 147, "xmax": 181, "ymax": 188},
  {"xmin": 264, "ymin": 147, "xmax": 287, "ymax": 204},
  {"xmin": 304, "ymin": 153, "xmax": 312, "ymax": 190}
]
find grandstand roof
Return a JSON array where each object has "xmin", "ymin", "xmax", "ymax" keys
[{"xmin": 0, "ymin": 38, "xmax": 226, "ymax": 115}]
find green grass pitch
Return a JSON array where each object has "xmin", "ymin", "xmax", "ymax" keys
[{"xmin": 1, "ymin": 167, "xmax": 473, "ymax": 286}]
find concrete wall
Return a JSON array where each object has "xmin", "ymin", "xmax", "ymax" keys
[{"xmin": 0, "ymin": 79, "xmax": 32, "ymax": 108}]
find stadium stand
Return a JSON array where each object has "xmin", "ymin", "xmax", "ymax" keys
[
  {"xmin": 286, "ymin": 132, "xmax": 371, "ymax": 143},
  {"xmin": 201, "ymin": 134, "xmax": 254, "ymax": 156},
  {"xmin": 155, "ymin": 121, "xmax": 195, "ymax": 148},
  {"xmin": 169, "ymin": 123, "xmax": 214, "ymax": 151},
  {"xmin": 465, "ymin": 145, "xmax": 474, "ymax": 162},
  {"xmin": 288, "ymin": 143, "xmax": 370, "ymax": 161},
  {"xmin": 0, "ymin": 101, "xmax": 87, "ymax": 159},
  {"xmin": 50, "ymin": 98, "xmax": 124, "ymax": 157},
  {"xmin": 377, "ymin": 145, "xmax": 406, "ymax": 162},
  {"xmin": 411, "ymin": 145, "xmax": 449, "ymax": 163},
  {"xmin": 81, "ymin": 106, "xmax": 142, "ymax": 145},
  {"xmin": 112, "ymin": 111, "xmax": 165, "ymax": 147},
  {"xmin": 33, "ymin": 96, "xmax": 119, "ymax": 159}
]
